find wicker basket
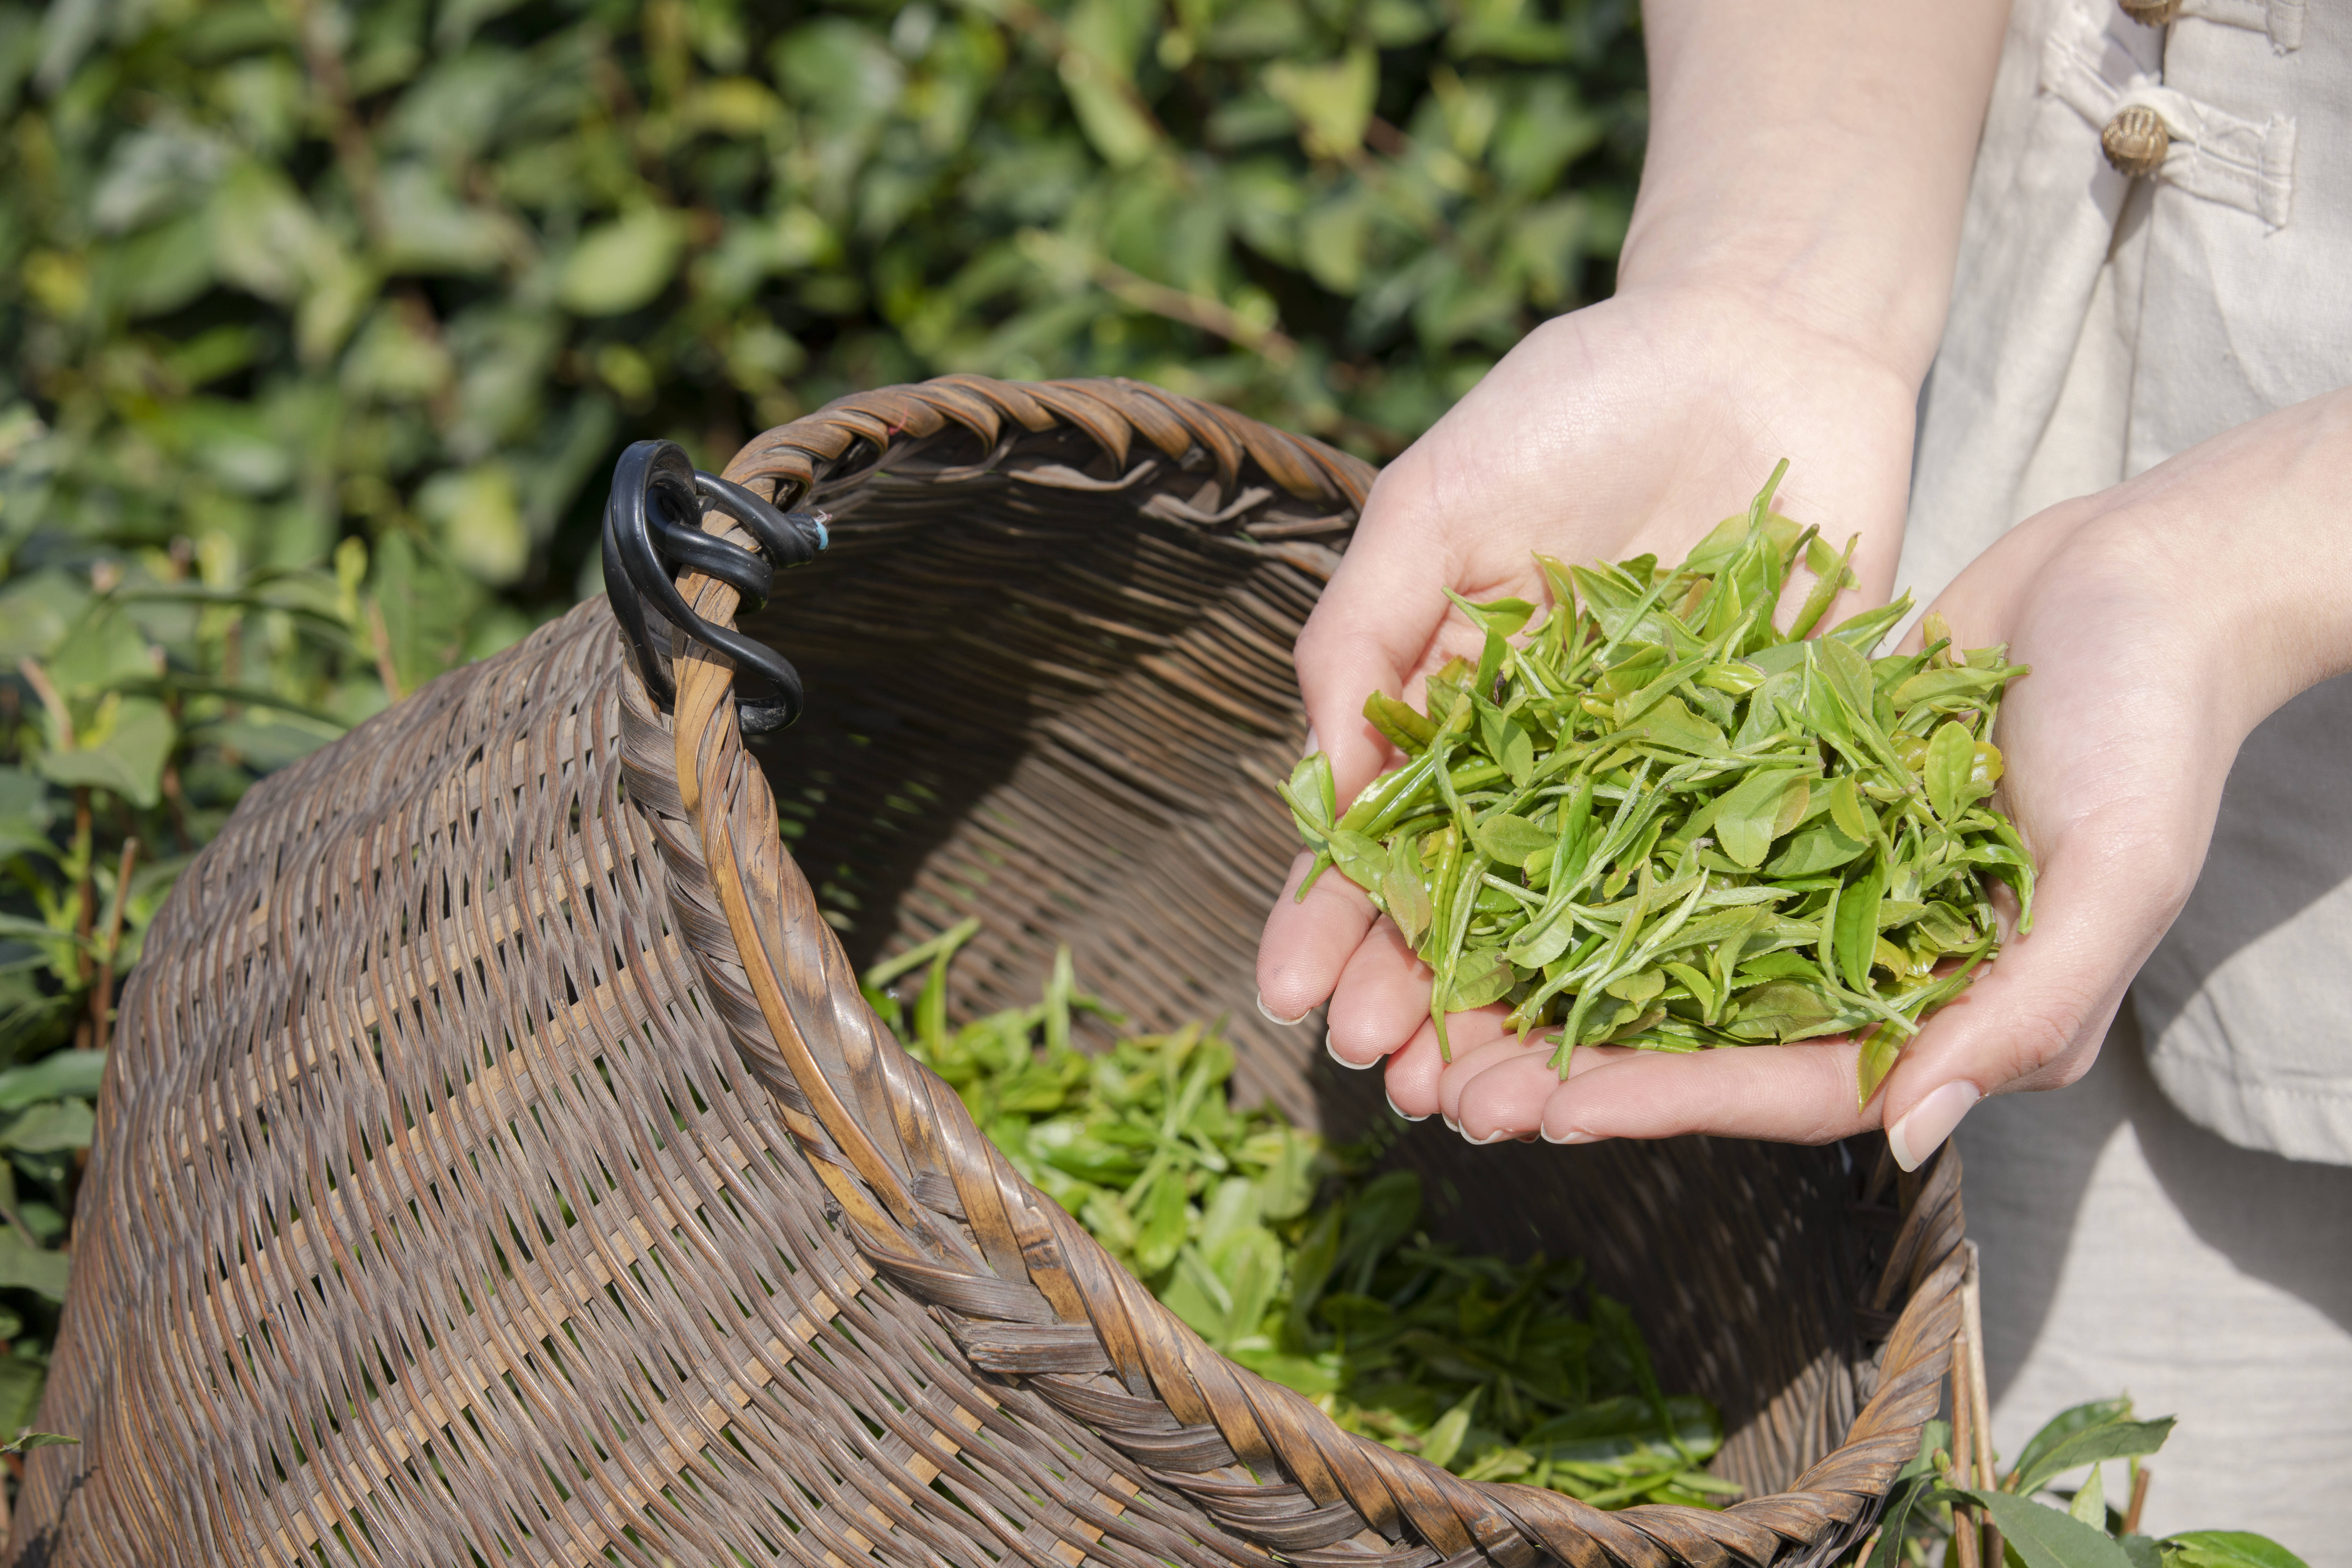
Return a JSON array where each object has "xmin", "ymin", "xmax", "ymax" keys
[{"xmin": 9, "ymin": 376, "xmax": 1964, "ymax": 1568}]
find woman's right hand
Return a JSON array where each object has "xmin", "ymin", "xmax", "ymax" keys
[{"xmin": 1256, "ymin": 278, "xmax": 1925, "ymax": 1119}]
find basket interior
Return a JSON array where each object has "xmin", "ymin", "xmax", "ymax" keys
[{"xmin": 734, "ymin": 407, "xmax": 1900, "ymax": 1499}]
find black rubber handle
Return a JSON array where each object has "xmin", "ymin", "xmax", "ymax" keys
[{"xmin": 600, "ymin": 440, "xmax": 829, "ymax": 736}]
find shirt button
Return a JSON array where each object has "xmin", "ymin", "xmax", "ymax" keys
[
  {"xmin": 2118, "ymin": 0, "xmax": 2180, "ymax": 22},
  {"xmin": 2101, "ymin": 105, "xmax": 2171, "ymax": 178}
]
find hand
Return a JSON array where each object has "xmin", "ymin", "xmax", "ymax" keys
[
  {"xmin": 1255, "ymin": 279, "xmax": 1924, "ymax": 1119},
  {"xmin": 1430, "ymin": 389, "xmax": 2352, "ymax": 1161}
]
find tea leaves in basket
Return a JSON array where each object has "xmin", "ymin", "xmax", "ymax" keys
[
  {"xmin": 1283, "ymin": 463, "xmax": 2037, "ymax": 1102},
  {"xmin": 863, "ymin": 926, "xmax": 1734, "ymax": 1510}
]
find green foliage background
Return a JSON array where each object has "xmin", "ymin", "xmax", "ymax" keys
[{"xmin": 0, "ymin": 0, "xmax": 1643, "ymax": 1455}]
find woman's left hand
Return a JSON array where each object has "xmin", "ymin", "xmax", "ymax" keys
[{"xmin": 1428, "ymin": 388, "xmax": 2352, "ymax": 1165}]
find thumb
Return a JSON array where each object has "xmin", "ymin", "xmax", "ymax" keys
[
  {"xmin": 1294, "ymin": 475, "xmax": 1459, "ymax": 802},
  {"xmin": 1876, "ymin": 807, "xmax": 2199, "ymax": 1170}
]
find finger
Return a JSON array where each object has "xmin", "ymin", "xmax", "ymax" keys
[
  {"xmin": 1536, "ymin": 1042, "xmax": 1874, "ymax": 1144},
  {"xmin": 1449, "ymin": 1045, "xmax": 1632, "ymax": 1140},
  {"xmin": 1379, "ymin": 1006, "xmax": 1515, "ymax": 1120},
  {"xmin": 1293, "ymin": 468, "xmax": 1461, "ymax": 802},
  {"xmin": 1878, "ymin": 804, "xmax": 2199, "ymax": 1170},
  {"xmin": 1256, "ymin": 852, "xmax": 1377, "ymax": 1025},
  {"xmin": 1434, "ymin": 1032, "xmax": 1551, "ymax": 1126},
  {"xmin": 1325, "ymin": 919, "xmax": 1435, "ymax": 1068}
]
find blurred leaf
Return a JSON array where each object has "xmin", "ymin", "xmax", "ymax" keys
[
  {"xmin": 558, "ymin": 207, "xmax": 689, "ymax": 316},
  {"xmin": 0, "ymin": 770, "xmax": 55, "ymax": 861},
  {"xmin": 0, "ymin": 574, "xmax": 92, "ymax": 664},
  {"xmin": 376, "ymin": 164, "xmax": 516, "ymax": 276},
  {"xmin": 0, "ymin": 1101, "xmax": 94, "ymax": 1154},
  {"xmin": 1266, "ymin": 47, "xmax": 1378, "ymax": 160},
  {"xmin": 418, "ymin": 465, "xmax": 528, "ymax": 586},
  {"xmin": 0, "ymin": 1231, "xmax": 68, "ymax": 1302},
  {"xmin": 0, "ymin": 1053, "xmax": 106, "ymax": 1110},
  {"xmin": 37, "ymin": 698, "xmax": 174, "ymax": 809},
  {"xmin": 41, "ymin": 605, "xmax": 150, "ymax": 696},
  {"xmin": 0, "ymin": 1360, "xmax": 44, "ymax": 1439}
]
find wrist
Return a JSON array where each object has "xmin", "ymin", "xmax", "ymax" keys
[
  {"xmin": 1621, "ymin": 0, "xmax": 2007, "ymax": 391},
  {"xmin": 1616, "ymin": 200, "xmax": 1952, "ymax": 392},
  {"xmin": 2057, "ymin": 390, "xmax": 2352, "ymax": 740}
]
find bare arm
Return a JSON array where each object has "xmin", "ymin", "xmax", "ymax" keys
[{"xmin": 1624, "ymin": 0, "xmax": 2010, "ymax": 380}]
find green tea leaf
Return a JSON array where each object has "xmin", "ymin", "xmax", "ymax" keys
[
  {"xmin": 1281, "ymin": 753, "xmax": 1338, "ymax": 839},
  {"xmin": 1382, "ymin": 836, "xmax": 1433, "ymax": 947},
  {"xmin": 1501, "ymin": 722, "xmax": 1536, "ymax": 786},
  {"xmin": 2162, "ymin": 1533, "xmax": 2312, "ymax": 1568},
  {"xmin": 1421, "ymin": 1389, "xmax": 1479, "ymax": 1469},
  {"xmin": 1714, "ymin": 770, "xmax": 1806, "ymax": 870},
  {"xmin": 1444, "ymin": 589, "xmax": 1538, "ymax": 639},
  {"xmin": 1829, "ymin": 773, "xmax": 1878, "ymax": 844},
  {"xmin": 1134, "ymin": 1174, "xmax": 1189, "ymax": 1276},
  {"xmin": 1925, "ymin": 719, "xmax": 1976, "ymax": 822},
  {"xmin": 1956, "ymin": 1489, "xmax": 2132, "ymax": 1568},
  {"xmin": 1763, "ymin": 821, "xmax": 1869, "ymax": 878},
  {"xmin": 1446, "ymin": 947, "xmax": 1516, "ymax": 1012},
  {"xmin": 2006, "ymin": 1395, "xmax": 2148, "ymax": 1485},
  {"xmin": 1855, "ymin": 1023, "xmax": 1902, "ymax": 1105},
  {"xmin": 1723, "ymin": 980, "xmax": 1839, "ymax": 1042},
  {"xmin": 1326, "ymin": 828, "xmax": 1391, "ymax": 893},
  {"xmin": 2014, "ymin": 1416, "xmax": 2177, "ymax": 1496},
  {"xmin": 1473, "ymin": 813, "xmax": 1554, "ymax": 865},
  {"xmin": 1835, "ymin": 859, "xmax": 1885, "ymax": 993},
  {"xmin": 2069, "ymin": 1463, "xmax": 2106, "ymax": 1527},
  {"xmin": 1366, "ymin": 692, "xmax": 1436, "ymax": 754}
]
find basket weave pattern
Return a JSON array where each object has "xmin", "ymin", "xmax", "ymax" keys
[{"xmin": 10, "ymin": 377, "xmax": 1963, "ymax": 1568}]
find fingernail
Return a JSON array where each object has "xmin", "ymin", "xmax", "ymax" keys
[
  {"xmin": 1301, "ymin": 726, "xmax": 1321, "ymax": 757},
  {"xmin": 1257, "ymin": 992, "xmax": 1311, "ymax": 1027},
  {"xmin": 1466, "ymin": 1129, "xmax": 1510, "ymax": 1146},
  {"xmin": 1540, "ymin": 1127, "xmax": 1603, "ymax": 1146},
  {"xmin": 1442, "ymin": 1115, "xmax": 1460, "ymax": 1134},
  {"xmin": 1384, "ymin": 1088, "xmax": 1427, "ymax": 1123},
  {"xmin": 1887, "ymin": 1081, "xmax": 1980, "ymax": 1172},
  {"xmin": 1515, "ymin": 1133, "xmax": 1539, "ymax": 1144},
  {"xmin": 1325, "ymin": 1031, "xmax": 1374, "ymax": 1070}
]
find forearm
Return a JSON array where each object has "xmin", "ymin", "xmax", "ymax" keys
[{"xmin": 1621, "ymin": 0, "xmax": 2010, "ymax": 384}]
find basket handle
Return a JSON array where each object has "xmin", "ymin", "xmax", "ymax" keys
[{"xmin": 601, "ymin": 437, "xmax": 829, "ymax": 734}]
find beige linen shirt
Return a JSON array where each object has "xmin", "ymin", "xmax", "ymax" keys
[{"xmin": 1901, "ymin": 0, "xmax": 2352, "ymax": 1163}]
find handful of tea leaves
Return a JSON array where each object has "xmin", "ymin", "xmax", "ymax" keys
[
  {"xmin": 863, "ymin": 923, "xmax": 1736, "ymax": 1510},
  {"xmin": 1281, "ymin": 464, "xmax": 2035, "ymax": 1103}
]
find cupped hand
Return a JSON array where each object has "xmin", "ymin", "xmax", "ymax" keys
[
  {"xmin": 1431, "ymin": 390, "xmax": 2352, "ymax": 1162},
  {"xmin": 1254, "ymin": 281, "xmax": 1925, "ymax": 1119}
]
